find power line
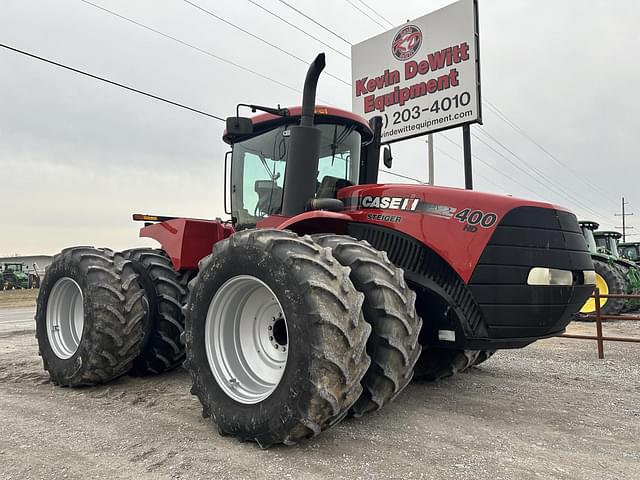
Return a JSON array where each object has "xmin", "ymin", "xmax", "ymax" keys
[
  {"xmin": 439, "ymin": 135, "xmax": 543, "ymax": 199},
  {"xmin": 482, "ymin": 99, "xmax": 619, "ymax": 208},
  {"xmin": 268, "ymin": 2, "xmax": 612, "ymax": 217},
  {"xmin": 244, "ymin": 0, "xmax": 350, "ymax": 60},
  {"xmin": 69, "ymin": 0, "xmax": 627, "ymax": 226},
  {"xmin": 343, "ymin": 0, "xmax": 388, "ymax": 29},
  {"xmin": 0, "ymin": 46, "xmax": 508, "ymax": 199},
  {"xmin": 433, "ymin": 145, "xmax": 505, "ymax": 192},
  {"xmin": 472, "ymin": 127, "xmax": 615, "ymax": 221},
  {"xmin": 354, "ymin": 0, "xmax": 394, "ymax": 27},
  {"xmin": 312, "ymin": 3, "xmax": 621, "ymax": 223},
  {"xmin": 246, "ymin": 0, "xmax": 355, "ymax": 60},
  {"xmin": 342, "ymin": 3, "xmax": 621, "ymax": 217},
  {"xmin": 379, "ymin": 170, "xmax": 425, "ymax": 184},
  {"xmin": 182, "ymin": 0, "xmax": 350, "ymax": 86},
  {"xmin": 440, "ymin": 134, "xmax": 607, "ymax": 228},
  {"xmin": 80, "ymin": 0, "xmax": 304, "ymax": 95},
  {"xmin": 277, "ymin": 0, "xmax": 353, "ymax": 45},
  {"xmin": 0, "ymin": 42, "xmax": 225, "ymax": 121}
]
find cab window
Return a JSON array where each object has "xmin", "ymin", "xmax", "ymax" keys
[{"xmin": 231, "ymin": 123, "xmax": 361, "ymax": 229}]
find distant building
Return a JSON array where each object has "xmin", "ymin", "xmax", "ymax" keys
[{"xmin": 0, "ymin": 255, "xmax": 53, "ymax": 276}]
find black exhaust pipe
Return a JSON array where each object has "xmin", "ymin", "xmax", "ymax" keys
[{"xmin": 281, "ymin": 53, "xmax": 326, "ymax": 217}]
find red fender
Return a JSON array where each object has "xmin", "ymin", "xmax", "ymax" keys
[
  {"xmin": 256, "ymin": 211, "xmax": 352, "ymax": 235},
  {"xmin": 139, "ymin": 219, "xmax": 235, "ymax": 270}
]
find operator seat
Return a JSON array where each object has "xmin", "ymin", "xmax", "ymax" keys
[{"xmin": 316, "ymin": 175, "xmax": 353, "ymax": 199}]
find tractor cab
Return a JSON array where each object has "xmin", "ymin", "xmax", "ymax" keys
[
  {"xmin": 1, "ymin": 262, "xmax": 29, "ymax": 289},
  {"xmin": 578, "ymin": 221, "xmax": 599, "ymax": 253},
  {"xmin": 223, "ymin": 106, "xmax": 375, "ymax": 230},
  {"xmin": 619, "ymin": 242, "xmax": 640, "ymax": 262},
  {"xmin": 2, "ymin": 263, "xmax": 24, "ymax": 273},
  {"xmin": 594, "ymin": 230, "xmax": 622, "ymax": 257}
]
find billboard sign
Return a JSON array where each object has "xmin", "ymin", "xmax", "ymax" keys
[{"xmin": 351, "ymin": 0, "xmax": 481, "ymax": 143}]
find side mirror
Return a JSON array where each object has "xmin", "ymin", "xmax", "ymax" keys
[
  {"xmin": 383, "ymin": 145, "xmax": 393, "ymax": 169},
  {"xmin": 225, "ymin": 116, "xmax": 253, "ymax": 136}
]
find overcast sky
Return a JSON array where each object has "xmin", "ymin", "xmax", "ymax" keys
[{"xmin": 1, "ymin": 0, "xmax": 639, "ymax": 256}]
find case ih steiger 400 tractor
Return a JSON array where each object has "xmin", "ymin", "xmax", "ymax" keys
[{"xmin": 35, "ymin": 55, "xmax": 595, "ymax": 447}]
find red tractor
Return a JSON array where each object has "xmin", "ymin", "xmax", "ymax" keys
[{"xmin": 35, "ymin": 54, "xmax": 594, "ymax": 448}]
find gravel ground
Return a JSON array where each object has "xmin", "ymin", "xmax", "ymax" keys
[{"xmin": 0, "ymin": 318, "xmax": 639, "ymax": 480}]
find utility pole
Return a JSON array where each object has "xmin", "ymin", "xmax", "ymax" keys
[
  {"xmin": 427, "ymin": 134, "xmax": 434, "ymax": 185},
  {"xmin": 615, "ymin": 196, "xmax": 634, "ymax": 242}
]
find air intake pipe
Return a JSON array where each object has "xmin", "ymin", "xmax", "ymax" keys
[{"xmin": 281, "ymin": 53, "xmax": 325, "ymax": 217}]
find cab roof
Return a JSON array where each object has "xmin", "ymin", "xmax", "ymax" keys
[
  {"xmin": 594, "ymin": 231, "xmax": 622, "ymax": 239},
  {"xmin": 578, "ymin": 220, "xmax": 599, "ymax": 230},
  {"xmin": 223, "ymin": 105, "xmax": 373, "ymax": 145}
]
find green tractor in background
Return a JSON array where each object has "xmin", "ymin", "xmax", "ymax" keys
[
  {"xmin": 593, "ymin": 230, "xmax": 640, "ymax": 312},
  {"xmin": 619, "ymin": 241, "xmax": 640, "ymax": 264},
  {"xmin": 1, "ymin": 263, "xmax": 34, "ymax": 290},
  {"xmin": 576, "ymin": 222, "xmax": 640, "ymax": 319}
]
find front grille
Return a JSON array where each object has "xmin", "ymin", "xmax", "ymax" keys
[{"xmin": 468, "ymin": 206, "xmax": 593, "ymax": 338}]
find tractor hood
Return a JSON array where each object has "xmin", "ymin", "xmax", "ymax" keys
[
  {"xmin": 338, "ymin": 183, "xmax": 574, "ymax": 282},
  {"xmin": 339, "ymin": 183, "xmax": 566, "ymax": 215}
]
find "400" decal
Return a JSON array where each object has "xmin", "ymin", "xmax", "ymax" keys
[{"xmin": 454, "ymin": 208, "xmax": 498, "ymax": 230}]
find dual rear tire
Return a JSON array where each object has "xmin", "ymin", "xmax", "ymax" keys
[
  {"xmin": 35, "ymin": 247, "xmax": 146, "ymax": 386},
  {"xmin": 35, "ymin": 247, "xmax": 187, "ymax": 386},
  {"xmin": 122, "ymin": 249, "xmax": 187, "ymax": 376}
]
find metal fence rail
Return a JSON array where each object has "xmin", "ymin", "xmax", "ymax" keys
[{"xmin": 562, "ymin": 289, "xmax": 640, "ymax": 358}]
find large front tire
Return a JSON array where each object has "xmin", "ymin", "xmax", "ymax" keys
[
  {"xmin": 35, "ymin": 247, "xmax": 146, "ymax": 386},
  {"xmin": 313, "ymin": 234, "xmax": 422, "ymax": 417},
  {"xmin": 183, "ymin": 230, "xmax": 371, "ymax": 448}
]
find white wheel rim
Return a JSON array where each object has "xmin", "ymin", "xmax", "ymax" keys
[
  {"xmin": 46, "ymin": 277, "xmax": 84, "ymax": 359},
  {"xmin": 205, "ymin": 275, "xmax": 289, "ymax": 404}
]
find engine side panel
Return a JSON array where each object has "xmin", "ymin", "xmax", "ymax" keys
[
  {"xmin": 335, "ymin": 185, "xmax": 594, "ymax": 348},
  {"xmin": 339, "ymin": 184, "xmax": 564, "ymax": 282}
]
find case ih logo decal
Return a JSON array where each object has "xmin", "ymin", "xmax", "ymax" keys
[
  {"xmin": 392, "ymin": 25, "xmax": 422, "ymax": 61},
  {"xmin": 346, "ymin": 197, "xmax": 497, "ymax": 228},
  {"xmin": 360, "ymin": 196, "xmax": 419, "ymax": 210}
]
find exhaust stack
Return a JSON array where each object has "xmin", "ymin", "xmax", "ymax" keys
[{"xmin": 281, "ymin": 53, "xmax": 326, "ymax": 217}]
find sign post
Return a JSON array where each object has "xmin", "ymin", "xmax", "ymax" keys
[
  {"xmin": 462, "ymin": 124, "xmax": 472, "ymax": 189},
  {"xmin": 427, "ymin": 133, "xmax": 434, "ymax": 185},
  {"xmin": 351, "ymin": 0, "xmax": 481, "ymax": 188}
]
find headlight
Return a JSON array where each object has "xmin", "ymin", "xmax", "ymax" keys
[
  {"xmin": 583, "ymin": 270, "xmax": 596, "ymax": 285},
  {"xmin": 527, "ymin": 267, "xmax": 574, "ymax": 286}
]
